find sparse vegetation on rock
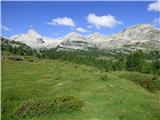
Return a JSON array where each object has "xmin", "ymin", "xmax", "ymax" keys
[{"xmin": 9, "ymin": 56, "xmax": 24, "ymax": 61}]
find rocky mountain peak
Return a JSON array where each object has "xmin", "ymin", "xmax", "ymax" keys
[
  {"xmin": 65, "ymin": 32, "xmax": 82, "ymax": 38},
  {"xmin": 61, "ymin": 32, "xmax": 86, "ymax": 44},
  {"xmin": 115, "ymin": 24, "xmax": 160, "ymax": 42},
  {"xmin": 86, "ymin": 32, "xmax": 108, "ymax": 42},
  {"xmin": 9, "ymin": 24, "xmax": 160, "ymax": 51},
  {"xmin": 92, "ymin": 32, "xmax": 103, "ymax": 36},
  {"xmin": 122, "ymin": 24, "xmax": 154, "ymax": 33},
  {"xmin": 11, "ymin": 29, "xmax": 58, "ymax": 49},
  {"xmin": 27, "ymin": 29, "xmax": 41, "ymax": 38}
]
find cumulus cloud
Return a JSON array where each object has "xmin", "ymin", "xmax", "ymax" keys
[
  {"xmin": 1, "ymin": 25, "xmax": 11, "ymax": 31},
  {"xmin": 75, "ymin": 27, "xmax": 88, "ymax": 33},
  {"xmin": 47, "ymin": 17, "xmax": 76, "ymax": 27},
  {"xmin": 148, "ymin": 1, "xmax": 160, "ymax": 12},
  {"xmin": 86, "ymin": 13, "xmax": 122, "ymax": 29}
]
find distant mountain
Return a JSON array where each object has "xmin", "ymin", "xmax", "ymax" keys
[
  {"xmin": 8, "ymin": 24, "xmax": 160, "ymax": 52},
  {"xmin": 1, "ymin": 37, "xmax": 36, "ymax": 56},
  {"xmin": 58, "ymin": 24, "xmax": 160, "ymax": 52},
  {"xmin": 115, "ymin": 24, "xmax": 160, "ymax": 42},
  {"xmin": 58, "ymin": 32, "xmax": 89, "ymax": 50},
  {"xmin": 86, "ymin": 32, "xmax": 111, "ymax": 42},
  {"xmin": 11, "ymin": 29, "xmax": 59, "ymax": 49}
]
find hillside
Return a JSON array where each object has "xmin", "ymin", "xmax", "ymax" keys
[
  {"xmin": 2, "ymin": 57, "xmax": 160, "ymax": 120},
  {"xmin": 1, "ymin": 37, "xmax": 37, "ymax": 56},
  {"xmin": 2, "ymin": 1, "xmax": 160, "ymax": 120}
]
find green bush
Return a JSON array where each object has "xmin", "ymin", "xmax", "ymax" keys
[
  {"xmin": 152, "ymin": 74, "xmax": 159, "ymax": 81},
  {"xmin": 152, "ymin": 60, "xmax": 160, "ymax": 75},
  {"xmin": 13, "ymin": 96, "xmax": 83, "ymax": 119},
  {"xmin": 100, "ymin": 72, "xmax": 109, "ymax": 81},
  {"xmin": 118, "ymin": 72, "xmax": 160, "ymax": 91}
]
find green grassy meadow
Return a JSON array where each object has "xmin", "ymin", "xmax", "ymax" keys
[{"xmin": 2, "ymin": 58, "xmax": 160, "ymax": 120}]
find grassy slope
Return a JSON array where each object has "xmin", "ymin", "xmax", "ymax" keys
[{"xmin": 2, "ymin": 59, "xmax": 160, "ymax": 120}]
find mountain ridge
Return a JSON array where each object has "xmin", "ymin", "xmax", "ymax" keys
[
  {"xmin": 6, "ymin": 24, "xmax": 160, "ymax": 51},
  {"xmin": 11, "ymin": 29, "xmax": 58, "ymax": 49}
]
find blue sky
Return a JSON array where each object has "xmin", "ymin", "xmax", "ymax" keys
[{"xmin": 1, "ymin": 1, "xmax": 160, "ymax": 38}]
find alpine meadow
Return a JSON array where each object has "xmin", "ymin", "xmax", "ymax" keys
[{"xmin": 1, "ymin": 1, "xmax": 160, "ymax": 120}]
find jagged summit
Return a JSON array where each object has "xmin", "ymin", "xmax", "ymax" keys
[
  {"xmin": 8, "ymin": 24, "xmax": 160, "ymax": 51},
  {"xmin": 27, "ymin": 29, "xmax": 41, "ymax": 38},
  {"xmin": 90, "ymin": 32, "xmax": 103, "ymax": 36},
  {"xmin": 28, "ymin": 29, "xmax": 38, "ymax": 33},
  {"xmin": 128, "ymin": 24, "xmax": 154, "ymax": 29},
  {"xmin": 87, "ymin": 32, "xmax": 104, "ymax": 38},
  {"xmin": 65, "ymin": 32, "xmax": 82, "ymax": 37},
  {"xmin": 61, "ymin": 32, "xmax": 86, "ymax": 44},
  {"xmin": 86, "ymin": 32, "xmax": 108, "ymax": 41},
  {"xmin": 11, "ymin": 29, "xmax": 58, "ymax": 49},
  {"xmin": 115, "ymin": 24, "xmax": 160, "ymax": 42},
  {"xmin": 121, "ymin": 24, "xmax": 155, "ymax": 34}
]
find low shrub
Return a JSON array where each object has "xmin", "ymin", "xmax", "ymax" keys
[
  {"xmin": 74, "ymin": 64, "xmax": 79, "ymax": 68},
  {"xmin": 13, "ymin": 96, "xmax": 83, "ymax": 119},
  {"xmin": 53, "ymin": 96, "xmax": 83, "ymax": 112},
  {"xmin": 54, "ymin": 76, "xmax": 61, "ymax": 80},
  {"xmin": 29, "ymin": 59, "xmax": 34, "ymax": 62},
  {"xmin": 118, "ymin": 72, "xmax": 160, "ymax": 91},
  {"xmin": 100, "ymin": 72, "xmax": 109, "ymax": 81},
  {"xmin": 152, "ymin": 74, "xmax": 159, "ymax": 81}
]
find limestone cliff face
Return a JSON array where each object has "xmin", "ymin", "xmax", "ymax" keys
[{"xmin": 10, "ymin": 24, "xmax": 160, "ymax": 52}]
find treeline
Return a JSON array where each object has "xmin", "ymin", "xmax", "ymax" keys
[
  {"xmin": 39, "ymin": 48, "xmax": 114, "ymax": 71},
  {"xmin": 114, "ymin": 51, "xmax": 160, "ymax": 74},
  {"xmin": 144, "ymin": 51, "xmax": 160, "ymax": 60},
  {"xmin": 1, "ymin": 37, "xmax": 159, "ymax": 74},
  {"xmin": 39, "ymin": 48, "xmax": 160, "ymax": 75}
]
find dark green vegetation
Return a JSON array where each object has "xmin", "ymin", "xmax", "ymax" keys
[
  {"xmin": 1, "ymin": 37, "xmax": 38, "ymax": 56},
  {"xmin": 115, "ymin": 71, "xmax": 160, "ymax": 91},
  {"xmin": 14, "ymin": 96, "xmax": 83, "ymax": 119},
  {"xmin": 1, "ymin": 38, "xmax": 160, "ymax": 120},
  {"xmin": 40, "ymin": 48, "xmax": 160, "ymax": 74}
]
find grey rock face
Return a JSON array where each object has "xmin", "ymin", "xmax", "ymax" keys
[
  {"xmin": 58, "ymin": 24, "xmax": 160, "ymax": 52},
  {"xmin": 10, "ymin": 24, "xmax": 160, "ymax": 52}
]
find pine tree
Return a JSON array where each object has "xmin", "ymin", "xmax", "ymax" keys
[
  {"xmin": 152, "ymin": 59, "xmax": 160, "ymax": 75},
  {"xmin": 126, "ymin": 50, "xmax": 145, "ymax": 72}
]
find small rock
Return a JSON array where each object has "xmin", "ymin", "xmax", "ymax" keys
[{"xmin": 58, "ymin": 83, "xmax": 62, "ymax": 86}]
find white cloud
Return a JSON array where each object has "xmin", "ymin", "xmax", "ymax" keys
[
  {"xmin": 153, "ymin": 17, "xmax": 160, "ymax": 26},
  {"xmin": 86, "ymin": 13, "xmax": 122, "ymax": 29},
  {"xmin": 1, "ymin": 25, "xmax": 11, "ymax": 31},
  {"xmin": 148, "ymin": 1, "xmax": 160, "ymax": 12},
  {"xmin": 47, "ymin": 17, "xmax": 76, "ymax": 27},
  {"xmin": 76, "ymin": 27, "xmax": 88, "ymax": 33}
]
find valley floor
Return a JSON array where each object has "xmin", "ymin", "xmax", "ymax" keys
[{"xmin": 1, "ymin": 59, "xmax": 160, "ymax": 120}]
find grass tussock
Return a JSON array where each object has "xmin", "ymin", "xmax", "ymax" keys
[
  {"xmin": 100, "ymin": 72, "xmax": 109, "ymax": 81},
  {"xmin": 13, "ymin": 96, "xmax": 83, "ymax": 119}
]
